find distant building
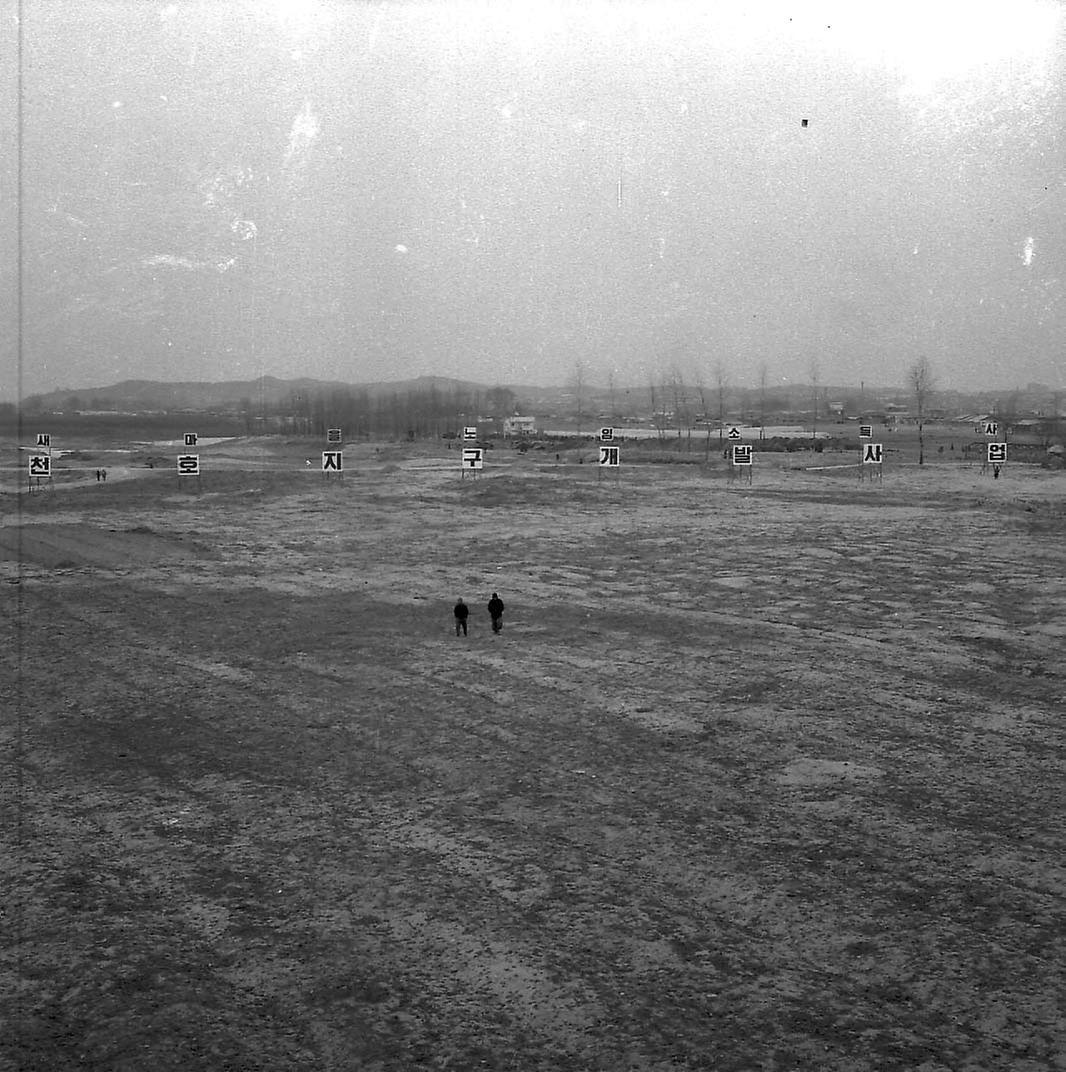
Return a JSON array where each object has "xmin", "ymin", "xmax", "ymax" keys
[
  {"xmin": 503, "ymin": 415, "xmax": 537, "ymax": 436},
  {"xmin": 882, "ymin": 403, "xmax": 909, "ymax": 426}
]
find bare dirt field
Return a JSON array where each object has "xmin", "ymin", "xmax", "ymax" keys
[{"xmin": 3, "ymin": 439, "xmax": 1065, "ymax": 1071}]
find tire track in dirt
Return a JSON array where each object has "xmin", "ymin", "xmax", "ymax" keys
[
  {"xmin": 246, "ymin": 630, "xmax": 829, "ymax": 1061},
  {"xmin": 276, "ymin": 627, "xmax": 984, "ymax": 1062},
  {"xmin": 6, "ymin": 586, "xmax": 637, "ymax": 1064}
]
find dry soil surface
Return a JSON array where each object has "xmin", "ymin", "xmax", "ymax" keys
[{"xmin": 3, "ymin": 445, "xmax": 1065, "ymax": 1071}]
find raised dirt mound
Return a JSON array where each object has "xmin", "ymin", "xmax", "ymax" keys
[{"xmin": 0, "ymin": 524, "xmax": 209, "ymax": 569}]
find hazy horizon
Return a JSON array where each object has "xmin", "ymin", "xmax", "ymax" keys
[
  {"xmin": 11, "ymin": 370, "xmax": 1064, "ymax": 408},
  {"xmin": 3, "ymin": 1, "xmax": 1064, "ymax": 399}
]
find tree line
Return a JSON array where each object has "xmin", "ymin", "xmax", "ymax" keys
[{"xmin": 247, "ymin": 384, "xmax": 520, "ymax": 439}]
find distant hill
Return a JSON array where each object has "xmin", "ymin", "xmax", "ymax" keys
[
  {"xmin": 21, "ymin": 375, "xmax": 544, "ymax": 414},
  {"xmin": 19, "ymin": 375, "xmax": 1057, "ymax": 424}
]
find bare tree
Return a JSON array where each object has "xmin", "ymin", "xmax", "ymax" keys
[
  {"xmin": 569, "ymin": 359, "xmax": 588, "ymax": 437},
  {"xmin": 714, "ymin": 361, "xmax": 728, "ymax": 451},
  {"xmin": 809, "ymin": 357, "xmax": 821, "ymax": 439},
  {"xmin": 758, "ymin": 362, "xmax": 769, "ymax": 441},
  {"xmin": 648, "ymin": 373, "xmax": 666, "ymax": 442},
  {"xmin": 694, "ymin": 372, "xmax": 713, "ymax": 459},
  {"xmin": 1000, "ymin": 389, "xmax": 1020, "ymax": 433},
  {"xmin": 485, "ymin": 385, "xmax": 516, "ymax": 417},
  {"xmin": 665, "ymin": 364, "xmax": 690, "ymax": 448},
  {"xmin": 908, "ymin": 355, "xmax": 936, "ymax": 465}
]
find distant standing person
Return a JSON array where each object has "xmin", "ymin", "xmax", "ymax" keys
[
  {"xmin": 454, "ymin": 598, "xmax": 469, "ymax": 637},
  {"xmin": 487, "ymin": 591, "xmax": 505, "ymax": 633}
]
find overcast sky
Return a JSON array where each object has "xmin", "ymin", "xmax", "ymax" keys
[{"xmin": 2, "ymin": 0, "xmax": 1064, "ymax": 399}]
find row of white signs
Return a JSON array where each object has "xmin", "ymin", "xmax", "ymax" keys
[
  {"xmin": 29, "ymin": 421, "xmax": 1010, "ymax": 453},
  {"xmin": 172, "ymin": 441, "xmax": 1012, "ymax": 474},
  {"xmin": 23, "ymin": 443, "xmax": 1011, "ymax": 477},
  {"xmin": 858, "ymin": 443, "xmax": 1007, "ymax": 463},
  {"xmin": 25, "ymin": 424, "xmax": 1013, "ymax": 478}
]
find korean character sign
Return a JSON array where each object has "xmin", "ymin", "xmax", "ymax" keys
[
  {"xmin": 461, "ymin": 447, "xmax": 483, "ymax": 471},
  {"xmin": 987, "ymin": 443, "xmax": 1006, "ymax": 464},
  {"xmin": 184, "ymin": 432, "xmax": 198, "ymax": 447},
  {"xmin": 326, "ymin": 428, "xmax": 342, "ymax": 444},
  {"xmin": 36, "ymin": 433, "xmax": 50, "ymax": 449},
  {"xmin": 177, "ymin": 454, "xmax": 200, "ymax": 476},
  {"xmin": 730, "ymin": 443, "xmax": 752, "ymax": 484},
  {"xmin": 858, "ymin": 425, "xmax": 873, "ymax": 439},
  {"xmin": 860, "ymin": 442, "xmax": 884, "ymax": 483},
  {"xmin": 599, "ymin": 427, "xmax": 614, "ymax": 443},
  {"xmin": 28, "ymin": 454, "xmax": 51, "ymax": 477},
  {"xmin": 462, "ymin": 426, "xmax": 478, "ymax": 442},
  {"xmin": 321, "ymin": 451, "xmax": 343, "ymax": 473},
  {"xmin": 598, "ymin": 445, "xmax": 620, "ymax": 467}
]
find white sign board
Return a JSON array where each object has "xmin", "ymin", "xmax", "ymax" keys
[
  {"xmin": 984, "ymin": 422, "xmax": 999, "ymax": 437},
  {"xmin": 732, "ymin": 445, "xmax": 752, "ymax": 465},
  {"xmin": 321, "ymin": 451, "xmax": 343, "ymax": 472},
  {"xmin": 987, "ymin": 443, "xmax": 1007, "ymax": 463},
  {"xmin": 177, "ymin": 454, "xmax": 200, "ymax": 475},
  {"xmin": 858, "ymin": 425, "xmax": 873, "ymax": 438},
  {"xmin": 599, "ymin": 427, "xmax": 614, "ymax": 442},
  {"xmin": 598, "ymin": 445, "xmax": 620, "ymax": 467},
  {"xmin": 727, "ymin": 426, "xmax": 742, "ymax": 440},
  {"xmin": 862, "ymin": 443, "xmax": 884, "ymax": 464},
  {"xmin": 326, "ymin": 428, "xmax": 342, "ymax": 444},
  {"xmin": 28, "ymin": 454, "xmax": 51, "ymax": 476},
  {"xmin": 184, "ymin": 432, "xmax": 197, "ymax": 447},
  {"xmin": 461, "ymin": 447, "xmax": 483, "ymax": 469},
  {"xmin": 462, "ymin": 426, "xmax": 478, "ymax": 441},
  {"xmin": 36, "ymin": 433, "xmax": 50, "ymax": 448}
]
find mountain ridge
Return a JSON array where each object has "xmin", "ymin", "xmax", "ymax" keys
[{"xmin": 22, "ymin": 375, "xmax": 552, "ymax": 413}]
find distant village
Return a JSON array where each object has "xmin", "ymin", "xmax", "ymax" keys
[{"xmin": 9, "ymin": 375, "xmax": 1065, "ymax": 454}]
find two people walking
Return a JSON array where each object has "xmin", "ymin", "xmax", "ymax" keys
[{"xmin": 454, "ymin": 592, "xmax": 505, "ymax": 637}]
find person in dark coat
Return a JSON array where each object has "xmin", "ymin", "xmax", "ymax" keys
[
  {"xmin": 454, "ymin": 598, "xmax": 469, "ymax": 636},
  {"xmin": 487, "ymin": 592, "xmax": 505, "ymax": 633}
]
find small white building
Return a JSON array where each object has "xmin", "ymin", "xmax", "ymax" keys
[{"xmin": 503, "ymin": 415, "xmax": 537, "ymax": 436}]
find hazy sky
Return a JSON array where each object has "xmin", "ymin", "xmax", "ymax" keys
[{"xmin": 2, "ymin": 0, "xmax": 1064, "ymax": 398}]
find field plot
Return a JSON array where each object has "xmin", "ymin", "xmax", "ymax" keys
[{"xmin": 3, "ymin": 443, "xmax": 1065, "ymax": 1071}]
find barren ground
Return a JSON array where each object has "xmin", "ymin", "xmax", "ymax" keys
[{"xmin": 3, "ymin": 440, "xmax": 1065, "ymax": 1071}]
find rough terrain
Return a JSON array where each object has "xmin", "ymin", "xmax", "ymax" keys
[{"xmin": 4, "ymin": 440, "xmax": 1064, "ymax": 1071}]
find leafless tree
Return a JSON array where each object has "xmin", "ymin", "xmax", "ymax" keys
[
  {"xmin": 694, "ymin": 372, "xmax": 713, "ymax": 459},
  {"xmin": 908, "ymin": 355, "xmax": 936, "ymax": 465},
  {"xmin": 664, "ymin": 365, "xmax": 691, "ymax": 448},
  {"xmin": 999, "ymin": 389, "xmax": 1020, "ymax": 434},
  {"xmin": 569, "ymin": 359, "xmax": 589, "ymax": 437},
  {"xmin": 648, "ymin": 373, "xmax": 666, "ymax": 442},
  {"xmin": 485, "ymin": 385, "xmax": 516, "ymax": 417},
  {"xmin": 714, "ymin": 361, "xmax": 728, "ymax": 450},
  {"xmin": 809, "ymin": 357, "xmax": 821, "ymax": 439},
  {"xmin": 758, "ymin": 362, "xmax": 769, "ymax": 441}
]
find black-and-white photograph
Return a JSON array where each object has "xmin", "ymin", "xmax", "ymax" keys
[{"xmin": 3, "ymin": 2, "xmax": 1064, "ymax": 1069}]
